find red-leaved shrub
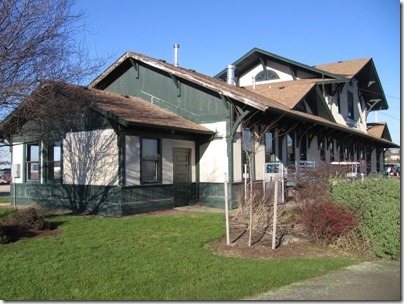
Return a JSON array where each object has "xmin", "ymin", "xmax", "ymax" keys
[{"xmin": 295, "ymin": 199, "xmax": 360, "ymax": 245}]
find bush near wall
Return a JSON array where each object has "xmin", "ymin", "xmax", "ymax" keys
[{"xmin": 330, "ymin": 177, "xmax": 400, "ymax": 259}]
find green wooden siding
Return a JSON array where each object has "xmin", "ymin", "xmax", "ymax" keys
[
  {"xmin": 11, "ymin": 183, "xmax": 122, "ymax": 216},
  {"xmin": 198, "ymin": 182, "xmax": 240, "ymax": 209},
  {"xmin": 104, "ymin": 63, "xmax": 229, "ymax": 124},
  {"xmin": 10, "ymin": 181, "xmax": 240, "ymax": 216}
]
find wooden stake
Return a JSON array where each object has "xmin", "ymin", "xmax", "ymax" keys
[
  {"xmin": 272, "ymin": 179, "xmax": 278, "ymax": 250},
  {"xmin": 224, "ymin": 173, "xmax": 230, "ymax": 245}
]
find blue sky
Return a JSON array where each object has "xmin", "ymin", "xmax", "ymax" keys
[{"xmin": 75, "ymin": 0, "xmax": 400, "ymax": 145}]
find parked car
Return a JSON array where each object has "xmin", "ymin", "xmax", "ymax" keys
[
  {"xmin": 0, "ymin": 168, "xmax": 11, "ymax": 183},
  {"xmin": 385, "ymin": 164, "xmax": 399, "ymax": 176}
]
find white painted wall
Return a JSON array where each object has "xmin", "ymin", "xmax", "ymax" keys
[
  {"xmin": 125, "ymin": 135, "xmax": 140, "ymax": 186},
  {"xmin": 199, "ymin": 139, "xmax": 227, "ymax": 183},
  {"xmin": 199, "ymin": 121, "xmax": 228, "ymax": 182},
  {"xmin": 125, "ymin": 136, "xmax": 195, "ymax": 185},
  {"xmin": 327, "ymin": 81, "xmax": 367, "ymax": 132},
  {"xmin": 10, "ymin": 142, "xmax": 23, "ymax": 184},
  {"xmin": 161, "ymin": 139, "xmax": 195, "ymax": 184},
  {"xmin": 63, "ymin": 129, "xmax": 119, "ymax": 186},
  {"xmin": 254, "ymin": 128, "xmax": 266, "ymax": 180},
  {"xmin": 233, "ymin": 130, "xmax": 242, "ymax": 182},
  {"xmin": 239, "ymin": 65, "xmax": 294, "ymax": 87}
]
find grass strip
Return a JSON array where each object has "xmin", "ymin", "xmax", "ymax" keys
[{"xmin": 0, "ymin": 212, "xmax": 357, "ymax": 300}]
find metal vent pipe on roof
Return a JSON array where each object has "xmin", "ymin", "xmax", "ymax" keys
[
  {"xmin": 173, "ymin": 44, "xmax": 180, "ymax": 66},
  {"xmin": 227, "ymin": 64, "xmax": 236, "ymax": 85}
]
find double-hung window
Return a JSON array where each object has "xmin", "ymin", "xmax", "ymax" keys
[
  {"xmin": 26, "ymin": 143, "xmax": 40, "ymax": 181},
  {"xmin": 141, "ymin": 138, "xmax": 161, "ymax": 183}
]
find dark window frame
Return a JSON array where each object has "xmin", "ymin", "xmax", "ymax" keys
[
  {"xmin": 255, "ymin": 69, "xmax": 280, "ymax": 82},
  {"xmin": 46, "ymin": 141, "xmax": 62, "ymax": 182},
  {"xmin": 347, "ymin": 91, "xmax": 354, "ymax": 119},
  {"xmin": 26, "ymin": 143, "xmax": 40, "ymax": 181},
  {"xmin": 140, "ymin": 138, "xmax": 162, "ymax": 184}
]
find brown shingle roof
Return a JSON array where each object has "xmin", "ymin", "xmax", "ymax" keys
[
  {"xmin": 8, "ymin": 82, "xmax": 214, "ymax": 135},
  {"xmin": 74, "ymin": 83, "xmax": 214, "ymax": 134},
  {"xmin": 90, "ymin": 51, "xmax": 291, "ymax": 113},
  {"xmin": 314, "ymin": 58, "xmax": 371, "ymax": 78},
  {"xmin": 367, "ymin": 122, "xmax": 391, "ymax": 141},
  {"xmin": 243, "ymin": 79, "xmax": 319, "ymax": 109},
  {"xmin": 88, "ymin": 52, "xmax": 398, "ymax": 147}
]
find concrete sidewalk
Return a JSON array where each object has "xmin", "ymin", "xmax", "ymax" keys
[{"xmin": 247, "ymin": 259, "xmax": 401, "ymax": 301}]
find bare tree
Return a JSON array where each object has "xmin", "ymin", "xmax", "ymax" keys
[{"xmin": 0, "ymin": 0, "xmax": 106, "ymax": 117}]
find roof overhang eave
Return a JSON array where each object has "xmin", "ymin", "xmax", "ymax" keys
[
  {"xmin": 283, "ymin": 109, "xmax": 398, "ymax": 148},
  {"xmin": 126, "ymin": 121, "xmax": 214, "ymax": 135}
]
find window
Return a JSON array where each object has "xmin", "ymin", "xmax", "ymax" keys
[
  {"xmin": 320, "ymin": 140, "xmax": 326, "ymax": 161},
  {"xmin": 330, "ymin": 141, "xmax": 335, "ymax": 162},
  {"xmin": 337, "ymin": 90, "xmax": 341, "ymax": 114},
  {"xmin": 242, "ymin": 128, "xmax": 253, "ymax": 153},
  {"xmin": 265, "ymin": 131, "xmax": 276, "ymax": 162},
  {"xmin": 26, "ymin": 143, "xmax": 40, "ymax": 181},
  {"xmin": 47, "ymin": 141, "xmax": 62, "ymax": 181},
  {"xmin": 300, "ymin": 135, "xmax": 307, "ymax": 161},
  {"xmin": 287, "ymin": 134, "xmax": 295, "ymax": 162},
  {"xmin": 141, "ymin": 138, "xmax": 161, "ymax": 183},
  {"xmin": 347, "ymin": 91, "xmax": 354, "ymax": 119},
  {"xmin": 255, "ymin": 69, "xmax": 280, "ymax": 82},
  {"xmin": 339, "ymin": 142, "xmax": 344, "ymax": 161}
]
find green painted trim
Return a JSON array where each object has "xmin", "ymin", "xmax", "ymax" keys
[
  {"xmin": 118, "ymin": 134, "xmax": 125, "ymax": 186},
  {"xmin": 10, "ymin": 180, "xmax": 240, "ymax": 216},
  {"xmin": 121, "ymin": 199, "xmax": 174, "ymax": 216},
  {"xmin": 170, "ymin": 74, "xmax": 181, "ymax": 97},
  {"xmin": 220, "ymin": 94, "xmax": 230, "ymax": 110},
  {"xmin": 214, "ymin": 47, "xmax": 347, "ymax": 81},
  {"xmin": 129, "ymin": 57, "xmax": 139, "ymax": 79}
]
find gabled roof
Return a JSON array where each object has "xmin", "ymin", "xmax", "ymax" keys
[
  {"xmin": 90, "ymin": 51, "xmax": 293, "ymax": 113},
  {"xmin": 213, "ymin": 48, "xmax": 388, "ymax": 112},
  {"xmin": 243, "ymin": 79, "xmax": 335, "ymax": 121},
  {"xmin": 314, "ymin": 58, "xmax": 388, "ymax": 111},
  {"xmin": 367, "ymin": 122, "xmax": 392, "ymax": 142},
  {"xmin": 214, "ymin": 48, "xmax": 346, "ymax": 81},
  {"xmin": 244, "ymin": 79, "xmax": 318, "ymax": 109},
  {"xmin": 0, "ymin": 82, "xmax": 214, "ymax": 138},
  {"xmin": 314, "ymin": 58, "xmax": 371, "ymax": 78},
  {"xmin": 88, "ymin": 50, "xmax": 398, "ymax": 148}
]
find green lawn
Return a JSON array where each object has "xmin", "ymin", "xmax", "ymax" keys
[
  {"xmin": 0, "ymin": 211, "xmax": 358, "ymax": 300},
  {"xmin": 0, "ymin": 196, "xmax": 10, "ymax": 204}
]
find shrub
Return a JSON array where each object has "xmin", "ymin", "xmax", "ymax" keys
[
  {"xmin": 331, "ymin": 177, "xmax": 400, "ymax": 259},
  {"xmin": 295, "ymin": 199, "xmax": 359, "ymax": 245},
  {"xmin": 0, "ymin": 208, "xmax": 52, "ymax": 244},
  {"xmin": 1, "ymin": 208, "xmax": 48, "ymax": 230},
  {"xmin": 0, "ymin": 226, "xmax": 11, "ymax": 244}
]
